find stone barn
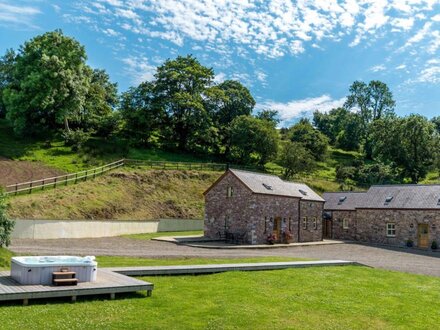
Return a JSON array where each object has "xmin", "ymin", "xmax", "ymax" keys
[
  {"xmin": 324, "ymin": 185, "xmax": 440, "ymax": 248},
  {"xmin": 203, "ymin": 169, "xmax": 324, "ymax": 245}
]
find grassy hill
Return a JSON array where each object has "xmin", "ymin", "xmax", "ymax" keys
[{"xmin": 4, "ymin": 118, "xmax": 438, "ymax": 220}]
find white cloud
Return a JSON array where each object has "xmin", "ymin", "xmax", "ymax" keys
[
  {"xmin": 0, "ymin": 2, "xmax": 41, "ymax": 29},
  {"xmin": 75, "ymin": 0, "xmax": 440, "ymax": 60},
  {"xmin": 257, "ymin": 94, "xmax": 346, "ymax": 126},
  {"xmin": 416, "ymin": 66, "xmax": 440, "ymax": 83},
  {"xmin": 122, "ymin": 56, "xmax": 156, "ymax": 85},
  {"xmin": 395, "ymin": 64, "xmax": 406, "ymax": 70},
  {"xmin": 370, "ymin": 64, "xmax": 386, "ymax": 72}
]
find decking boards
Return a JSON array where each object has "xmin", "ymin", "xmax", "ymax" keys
[
  {"xmin": 109, "ymin": 260, "xmax": 360, "ymax": 276},
  {"xmin": 0, "ymin": 269, "xmax": 153, "ymax": 304}
]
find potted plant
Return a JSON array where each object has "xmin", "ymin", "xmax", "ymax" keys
[
  {"xmin": 283, "ymin": 230, "xmax": 293, "ymax": 243},
  {"xmin": 406, "ymin": 239, "xmax": 413, "ymax": 248},
  {"xmin": 431, "ymin": 240, "xmax": 438, "ymax": 251},
  {"xmin": 267, "ymin": 234, "xmax": 276, "ymax": 245}
]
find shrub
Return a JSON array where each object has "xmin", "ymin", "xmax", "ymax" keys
[
  {"xmin": 431, "ymin": 240, "xmax": 438, "ymax": 250},
  {"xmin": 0, "ymin": 190, "xmax": 14, "ymax": 247},
  {"xmin": 406, "ymin": 239, "xmax": 413, "ymax": 248},
  {"xmin": 62, "ymin": 129, "xmax": 91, "ymax": 151}
]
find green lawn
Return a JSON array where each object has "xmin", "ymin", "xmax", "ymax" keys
[
  {"xmin": 0, "ymin": 264, "xmax": 439, "ymax": 329},
  {"xmin": 122, "ymin": 230, "xmax": 203, "ymax": 240}
]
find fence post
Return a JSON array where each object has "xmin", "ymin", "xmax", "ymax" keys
[
  {"xmin": 75, "ymin": 173, "xmax": 78, "ymax": 184},
  {"xmin": 29, "ymin": 181, "xmax": 33, "ymax": 194},
  {"xmin": 65, "ymin": 175, "xmax": 68, "ymax": 186},
  {"xmin": 42, "ymin": 179, "xmax": 45, "ymax": 190},
  {"xmin": 93, "ymin": 169, "xmax": 96, "ymax": 179},
  {"xmin": 54, "ymin": 177, "xmax": 57, "ymax": 188},
  {"xmin": 84, "ymin": 170, "xmax": 88, "ymax": 181},
  {"xmin": 15, "ymin": 183, "xmax": 18, "ymax": 196}
]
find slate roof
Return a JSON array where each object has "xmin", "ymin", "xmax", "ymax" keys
[
  {"xmin": 229, "ymin": 169, "xmax": 324, "ymax": 202},
  {"xmin": 357, "ymin": 184, "xmax": 440, "ymax": 209},
  {"xmin": 324, "ymin": 184, "xmax": 440, "ymax": 210},
  {"xmin": 323, "ymin": 192, "xmax": 367, "ymax": 210}
]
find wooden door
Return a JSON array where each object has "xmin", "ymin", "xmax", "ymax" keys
[
  {"xmin": 323, "ymin": 219, "xmax": 332, "ymax": 239},
  {"xmin": 418, "ymin": 224, "xmax": 429, "ymax": 248},
  {"xmin": 273, "ymin": 217, "xmax": 281, "ymax": 243}
]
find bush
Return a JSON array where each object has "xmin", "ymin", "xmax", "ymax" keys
[
  {"xmin": 406, "ymin": 239, "xmax": 413, "ymax": 248},
  {"xmin": 62, "ymin": 129, "xmax": 91, "ymax": 151},
  {"xmin": 0, "ymin": 190, "xmax": 14, "ymax": 247},
  {"xmin": 431, "ymin": 240, "xmax": 438, "ymax": 250}
]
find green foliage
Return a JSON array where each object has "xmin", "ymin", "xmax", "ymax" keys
[
  {"xmin": 229, "ymin": 115, "xmax": 279, "ymax": 165},
  {"xmin": 62, "ymin": 129, "xmax": 91, "ymax": 151},
  {"xmin": 289, "ymin": 118, "xmax": 329, "ymax": 161},
  {"xmin": 3, "ymin": 30, "xmax": 89, "ymax": 135},
  {"xmin": 154, "ymin": 55, "xmax": 218, "ymax": 153},
  {"xmin": 0, "ymin": 191, "xmax": 14, "ymax": 248},
  {"xmin": 0, "ymin": 49, "xmax": 15, "ymax": 119},
  {"xmin": 278, "ymin": 141, "xmax": 315, "ymax": 179},
  {"xmin": 431, "ymin": 240, "xmax": 438, "ymax": 250},
  {"xmin": 371, "ymin": 114, "xmax": 437, "ymax": 183},
  {"xmin": 120, "ymin": 81, "xmax": 163, "ymax": 146},
  {"xmin": 256, "ymin": 109, "xmax": 280, "ymax": 127}
]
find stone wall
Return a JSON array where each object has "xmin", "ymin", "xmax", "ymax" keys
[
  {"xmin": 355, "ymin": 209, "xmax": 440, "ymax": 247},
  {"xmin": 299, "ymin": 200, "xmax": 324, "ymax": 242},
  {"xmin": 331, "ymin": 210, "xmax": 357, "ymax": 240},
  {"xmin": 204, "ymin": 172, "xmax": 324, "ymax": 244}
]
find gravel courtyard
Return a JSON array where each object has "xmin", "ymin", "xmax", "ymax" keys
[{"xmin": 9, "ymin": 237, "xmax": 440, "ymax": 277}]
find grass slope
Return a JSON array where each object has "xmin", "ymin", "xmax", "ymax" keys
[
  {"xmin": 0, "ymin": 265, "xmax": 439, "ymax": 329},
  {"xmin": 8, "ymin": 169, "xmax": 218, "ymax": 220}
]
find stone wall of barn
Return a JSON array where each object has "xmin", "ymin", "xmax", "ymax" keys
[
  {"xmin": 204, "ymin": 172, "xmax": 324, "ymax": 244},
  {"xmin": 299, "ymin": 200, "xmax": 324, "ymax": 242},
  {"xmin": 331, "ymin": 210, "xmax": 357, "ymax": 240},
  {"xmin": 354, "ymin": 209, "xmax": 440, "ymax": 247}
]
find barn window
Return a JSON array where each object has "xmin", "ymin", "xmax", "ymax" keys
[
  {"xmin": 343, "ymin": 219, "xmax": 349, "ymax": 229},
  {"xmin": 302, "ymin": 217, "xmax": 307, "ymax": 229},
  {"xmin": 227, "ymin": 186, "xmax": 234, "ymax": 198},
  {"xmin": 386, "ymin": 223, "xmax": 396, "ymax": 237}
]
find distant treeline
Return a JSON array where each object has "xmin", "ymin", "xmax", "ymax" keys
[{"xmin": 0, "ymin": 30, "xmax": 439, "ymax": 184}]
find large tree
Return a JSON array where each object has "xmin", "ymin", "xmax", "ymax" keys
[
  {"xmin": 0, "ymin": 191, "xmax": 14, "ymax": 248},
  {"xmin": 120, "ymin": 81, "xmax": 163, "ymax": 146},
  {"xmin": 0, "ymin": 49, "xmax": 15, "ymax": 119},
  {"xmin": 371, "ymin": 114, "xmax": 437, "ymax": 183},
  {"xmin": 154, "ymin": 55, "xmax": 217, "ymax": 152},
  {"xmin": 289, "ymin": 118, "xmax": 329, "ymax": 161},
  {"xmin": 3, "ymin": 30, "xmax": 90, "ymax": 135},
  {"xmin": 278, "ymin": 141, "xmax": 315, "ymax": 179},
  {"xmin": 229, "ymin": 115, "xmax": 279, "ymax": 165}
]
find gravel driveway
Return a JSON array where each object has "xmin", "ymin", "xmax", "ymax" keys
[{"xmin": 9, "ymin": 238, "xmax": 440, "ymax": 277}]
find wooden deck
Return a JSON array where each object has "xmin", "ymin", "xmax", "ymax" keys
[
  {"xmin": 109, "ymin": 260, "xmax": 361, "ymax": 276},
  {"xmin": 0, "ymin": 269, "xmax": 153, "ymax": 305}
]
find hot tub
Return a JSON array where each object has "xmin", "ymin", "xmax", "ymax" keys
[{"xmin": 11, "ymin": 256, "xmax": 98, "ymax": 285}]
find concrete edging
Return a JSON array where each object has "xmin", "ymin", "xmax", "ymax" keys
[{"xmin": 12, "ymin": 219, "xmax": 204, "ymax": 239}]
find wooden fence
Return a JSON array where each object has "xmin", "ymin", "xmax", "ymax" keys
[
  {"xmin": 5, "ymin": 159, "xmax": 124, "ymax": 195},
  {"xmin": 5, "ymin": 158, "xmax": 283, "ymax": 195}
]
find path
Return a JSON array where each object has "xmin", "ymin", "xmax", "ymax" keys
[{"xmin": 9, "ymin": 237, "xmax": 440, "ymax": 277}]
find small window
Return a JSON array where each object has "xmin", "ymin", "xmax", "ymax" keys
[
  {"xmin": 299, "ymin": 189, "xmax": 307, "ymax": 196},
  {"xmin": 384, "ymin": 196, "xmax": 393, "ymax": 205},
  {"xmin": 302, "ymin": 217, "xmax": 307, "ymax": 229},
  {"xmin": 343, "ymin": 218, "xmax": 349, "ymax": 229},
  {"xmin": 313, "ymin": 217, "xmax": 317, "ymax": 230},
  {"xmin": 386, "ymin": 223, "xmax": 396, "ymax": 237},
  {"xmin": 338, "ymin": 196, "xmax": 347, "ymax": 205},
  {"xmin": 227, "ymin": 186, "xmax": 234, "ymax": 198},
  {"xmin": 262, "ymin": 183, "xmax": 273, "ymax": 190}
]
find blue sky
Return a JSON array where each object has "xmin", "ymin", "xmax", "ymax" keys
[{"xmin": 1, "ymin": 0, "xmax": 440, "ymax": 127}]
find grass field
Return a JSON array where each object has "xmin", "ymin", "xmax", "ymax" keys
[{"xmin": 0, "ymin": 260, "xmax": 439, "ymax": 329}]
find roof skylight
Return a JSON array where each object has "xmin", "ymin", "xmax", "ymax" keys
[
  {"xmin": 299, "ymin": 189, "xmax": 307, "ymax": 196},
  {"xmin": 338, "ymin": 196, "xmax": 347, "ymax": 205},
  {"xmin": 384, "ymin": 196, "xmax": 393, "ymax": 204}
]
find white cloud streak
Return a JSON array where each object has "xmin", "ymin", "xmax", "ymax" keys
[
  {"xmin": 0, "ymin": 2, "xmax": 41, "ymax": 29},
  {"xmin": 258, "ymin": 95, "xmax": 346, "ymax": 126}
]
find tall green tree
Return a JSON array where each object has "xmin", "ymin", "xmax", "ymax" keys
[
  {"xmin": 120, "ymin": 81, "xmax": 163, "ymax": 146},
  {"xmin": 229, "ymin": 115, "xmax": 279, "ymax": 165},
  {"xmin": 154, "ymin": 55, "xmax": 217, "ymax": 152},
  {"xmin": 0, "ymin": 49, "xmax": 15, "ymax": 119},
  {"xmin": 82, "ymin": 68, "xmax": 118, "ymax": 133},
  {"xmin": 371, "ymin": 114, "xmax": 437, "ymax": 183},
  {"xmin": 3, "ymin": 30, "xmax": 90, "ymax": 135},
  {"xmin": 289, "ymin": 118, "xmax": 329, "ymax": 161},
  {"xmin": 278, "ymin": 141, "xmax": 315, "ymax": 179},
  {"xmin": 256, "ymin": 109, "xmax": 280, "ymax": 127}
]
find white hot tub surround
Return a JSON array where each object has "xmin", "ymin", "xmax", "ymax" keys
[{"xmin": 11, "ymin": 256, "xmax": 98, "ymax": 285}]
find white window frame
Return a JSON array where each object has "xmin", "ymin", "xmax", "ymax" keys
[
  {"xmin": 227, "ymin": 186, "xmax": 234, "ymax": 198},
  {"xmin": 386, "ymin": 223, "xmax": 396, "ymax": 237},
  {"xmin": 313, "ymin": 217, "xmax": 317, "ymax": 230},
  {"xmin": 302, "ymin": 217, "xmax": 307, "ymax": 230},
  {"xmin": 342, "ymin": 218, "xmax": 349, "ymax": 230}
]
